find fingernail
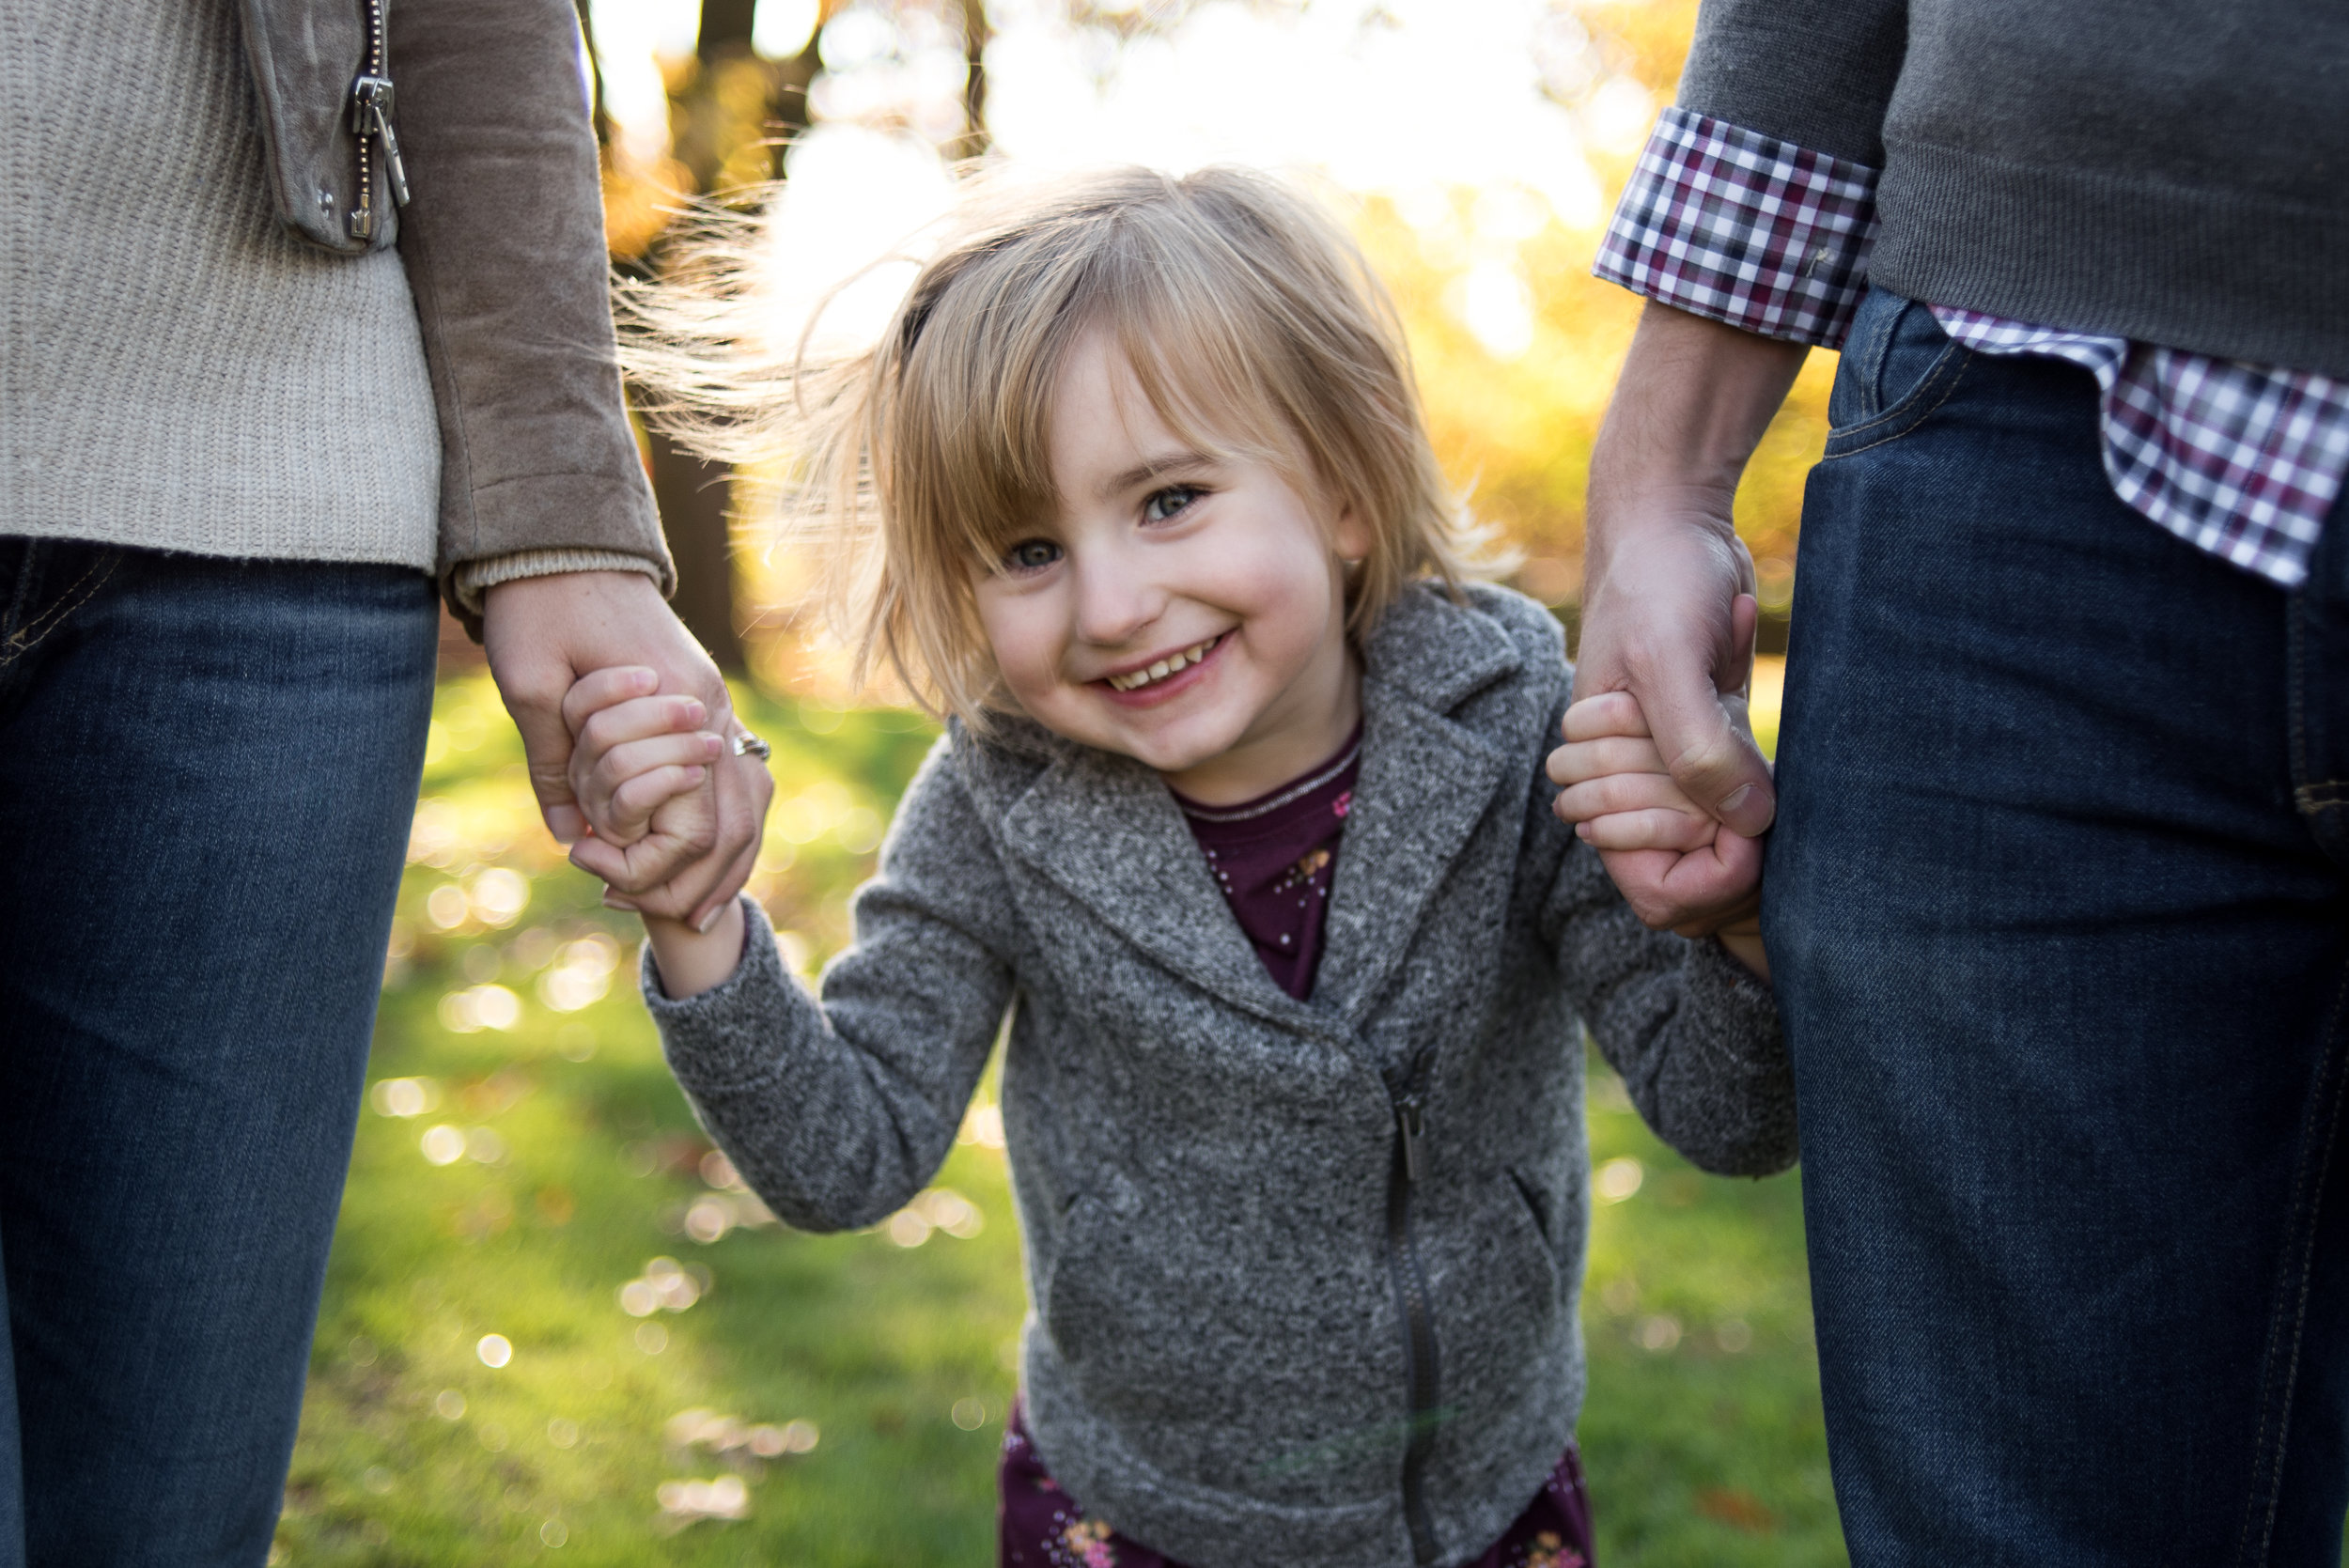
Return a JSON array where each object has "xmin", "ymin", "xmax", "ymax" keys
[
  {"xmin": 703, "ymin": 733, "xmax": 724, "ymax": 758},
  {"xmin": 1575, "ymin": 821, "xmax": 1590, "ymax": 839},
  {"xmin": 1720, "ymin": 784, "xmax": 1755, "ymax": 815},
  {"xmin": 683, "ymin": 699, "xmax": 707, "ymax": 724},
  {"xmin": 602, "ymin": 893, "xmax": 638, "ymax": 912},
  {"xmin": 696, "ymin": 906, "xmax": 723, "ymax": 934},
  {"xmin": 684, "ymin": 765, "xmax": 707, "ymax": 784}
]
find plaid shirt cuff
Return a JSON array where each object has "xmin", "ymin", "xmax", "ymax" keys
[{"xmin": 1595, "ymin": 107, "xmax": 1881, "ymax": 349}]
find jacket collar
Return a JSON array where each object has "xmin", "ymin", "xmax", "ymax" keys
[{"xmin": 981, "ymin": 584, "xmax": 1530, "ymax": 1040}]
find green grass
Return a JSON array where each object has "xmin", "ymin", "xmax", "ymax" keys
[{"xmin": 280, "ymin": 673, "xmax": 1843, "ymax": 1564}]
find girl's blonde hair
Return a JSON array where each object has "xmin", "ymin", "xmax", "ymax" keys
[{"xmin": 624, "ymin": 163, "xmax": 1487, "ymax": 726}]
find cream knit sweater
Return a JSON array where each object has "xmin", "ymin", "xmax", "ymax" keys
[{"xmin": 0, "ymin": 0, "xmax": 441, "ymax": 568}]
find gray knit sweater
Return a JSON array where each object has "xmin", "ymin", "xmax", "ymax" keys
[
  {"xmin": 1, "ymin": 0, "xmax": 672, "ymax": 621},
  {"xmin": 0, "ymin": 0, "xmax": 440, "ymax": 567},
  {"xmin": 1677, "ymin": 0, "xmax": 2349, "ymax": 376},
  {"xmin": 645, "ymin": 583, "xmax": 1796, "ymax": 1568}
]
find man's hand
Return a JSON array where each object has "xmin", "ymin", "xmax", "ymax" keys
[
  {"xmin": 481, "ymin": 570, "xmax": 768, "ymax": 925},
  {"xmin": 1556, "ymin": 302, "xmax": 1807, "ymax": 932},
  {"xmin": 1550, "ymin": 689, "xmax": 1766, "ymax": 956}
]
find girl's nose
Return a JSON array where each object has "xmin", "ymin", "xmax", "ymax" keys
[{"xmin": 1070, "ymin": 548, "xmax": 1165, "ymax": 649}]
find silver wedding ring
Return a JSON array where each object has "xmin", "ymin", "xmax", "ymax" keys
[{"xmin": 731, "ymin": 731, "xmax": 771, "ymax": 760}]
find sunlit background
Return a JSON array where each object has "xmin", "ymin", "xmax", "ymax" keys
[
  {"xmin": 282, "ymin": 3, "xmax": 1843, "ymax": 1562},
  {"xmin": 569, "ymin": 0, "xmax": 1828, "ymax": 690}
]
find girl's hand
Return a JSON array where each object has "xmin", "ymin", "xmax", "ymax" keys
[
  {"xmin": 559, "ymin": 666, "xmax": 726, "ymax": 846},
  {"xmin": 558, "ymin": 665, "xmax": 764, "ymax": 996},
  {"xmin": 1548, "ymin": 691, "xmax": 1720, "ymax": 852},
  {"xmin": 1548, "ymin": 691, "xmax": 1770, "ymax": 982}
]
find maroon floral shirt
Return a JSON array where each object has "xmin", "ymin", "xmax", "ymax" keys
[{"xmin": 1169, "ymin": 724, "xmax": 1361, "ymax": 1000}]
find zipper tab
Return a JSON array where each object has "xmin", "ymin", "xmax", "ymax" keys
[
  {"xmin": 1395, "ymin": 1097, "xmax": 1426, "ymax": 1185},
  {"xmin": 345, "ymin": 0, "xmax": 406, "ymax": 242},
  {"xmin": 351, "ymin": 75, "xmax": 411, "ymax": 207}
]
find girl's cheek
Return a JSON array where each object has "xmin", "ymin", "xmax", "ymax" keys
[{"xmin": 976, "ymin": 596, "xmax": 1059, "ymax": 702}]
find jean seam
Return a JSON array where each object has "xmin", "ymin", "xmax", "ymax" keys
[
  {"xmin": 2235, "ymin": 966, "xmax": 2349, "ymax": 1564},
  {"xmin": 0, "ymin": 549, "xmax": 121, "ymax": 670},
  {"xmin": 1821, "ymin": 351, "xmax": 1970, "ymax": 459},
  {"xmin": 1840, "ymin": 298, "xmax": 1900, "ymax": 426}
]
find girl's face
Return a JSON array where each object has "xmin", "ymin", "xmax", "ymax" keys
[{"xmin": 972, "ymin": 333, "xmax": 1370, "ymax": 805}]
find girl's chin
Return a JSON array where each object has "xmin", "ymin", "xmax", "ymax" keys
[{"xmin": 1099, "ymin": 709, "xmax": 1252, "ymax": 777}]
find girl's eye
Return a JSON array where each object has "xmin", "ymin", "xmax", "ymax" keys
[
  {"xmin": 1142, "ymin": 485, "xmax": 1203, "ymax": 524},
  {"xmin": 1003, "ymin": 538, "xmax": 1062, "ymax": 573}
]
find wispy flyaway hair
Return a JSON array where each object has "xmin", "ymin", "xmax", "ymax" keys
[{"xmin": 621, "ymin": 163, "xmax": 1488, "ymax": 725}]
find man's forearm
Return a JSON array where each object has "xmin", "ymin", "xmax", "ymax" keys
[
  {"xmin": 1557, "ymin": 303, "xmax": 1807, "ymax": 928},
  {"xmin": 1585, "ymin": 303, "xmax": 1810, "ymax": 589}
]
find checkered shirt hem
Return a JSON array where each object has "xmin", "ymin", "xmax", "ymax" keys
[
  {"xmin": 1595, "ymin": 106, "xmax": 1879, "ymax": 349},
  {"xmin": 1932, "ymin": 309, "xmax": 2349, "ymax": 589}
]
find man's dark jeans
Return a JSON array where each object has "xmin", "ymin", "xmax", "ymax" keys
[
  {"xmin": 0, "ymin": 541, "xmax": 437, "ymax": 1565},
  {"xmin": 1766, "ymin": 287, "xmax": 2349, "ymax": 1564}
]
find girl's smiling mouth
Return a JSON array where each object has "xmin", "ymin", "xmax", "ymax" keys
[{"xmin": 1098, "ymin": 632, "xmax": 1227, "ymax": 700}]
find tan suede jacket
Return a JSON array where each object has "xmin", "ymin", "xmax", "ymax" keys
[{"xmin": 237, "ymin": 0, "xmax": 671, "ymax": 626}]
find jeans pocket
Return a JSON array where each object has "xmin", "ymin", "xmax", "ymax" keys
[
  {"xmin": 1825, "ymin": 289, "xmax": 1968, "ymax": 456},
  {"xmin": 0, "ymin": 539, "xmax": 126, "ymax": 671}
]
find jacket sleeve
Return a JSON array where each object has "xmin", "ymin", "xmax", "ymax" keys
[
  {"xmin": 1676, "ymin": 0, "xmax": 1909, "ymax": 166},
  {"xmin": 1531, "ymin": 685, "xmax": 1797, "ymax": 1177},
  {"xmin": 642, "ymin": 743, "xmax": 1019, "ymax": 1232},
  {"xmin": 386, "ymin": 0, "xmax": 672, "ymax": 630}
]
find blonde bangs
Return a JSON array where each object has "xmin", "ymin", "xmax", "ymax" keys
[{"xmin": 622, "ymin": 163, "xmax": 1492, "ymax": 730}]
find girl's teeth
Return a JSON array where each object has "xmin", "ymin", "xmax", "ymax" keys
[{"xmin": 1108, "ymin": 635, "xmax": 1218, "ymax": 691}]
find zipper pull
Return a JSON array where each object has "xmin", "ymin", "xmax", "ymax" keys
[
  {"xmin": 350, "ymin": 74, "xmax": 411, "ymax": 208},
  {"xmin": 1395, "ymin": 1097, "xmax": 1427, "ymax": 1185}
]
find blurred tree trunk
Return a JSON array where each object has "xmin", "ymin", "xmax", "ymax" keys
[
  {"xmin": 640, "ymin": 1, "xmax": 841, "ymax": 675},
  {"xmin": 610, "ymin": 0, "xmax": 991, "ymax": 674},
  {"xmin": 957, "ymin": 0, "xmax": 990, "ymax": 160}
]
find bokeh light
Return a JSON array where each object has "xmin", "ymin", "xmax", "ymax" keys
[{"xmin": 1595, "ymin": 1156, "xmax": 1643, "ymax": 1203}]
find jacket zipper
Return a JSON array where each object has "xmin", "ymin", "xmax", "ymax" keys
[
  {"xmin": 1386, "ymin": 1076, "xmax": 1441, "ymax": 1565},
  {"xmin": 347, "ymin": 0, "xmax": 411, "ymax": 241}
]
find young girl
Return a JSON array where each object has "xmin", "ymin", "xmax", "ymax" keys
[{"xmin": 570, "ymin": 165, "xmax": 1792, "ymax": 1568}]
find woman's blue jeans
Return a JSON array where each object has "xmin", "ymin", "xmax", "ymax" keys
[
  {"xmin": 1766, "ymin": 288, "xmax": 2349, "ymax": 1564},
  {"xmin": 0, "ymin": 541, "xmax": 437, "ymax": 1565}
]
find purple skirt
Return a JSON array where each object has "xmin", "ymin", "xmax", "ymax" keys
[{"xmin": 998, "ymin": 1406, "xmax": 1594, "ymax": 1568}]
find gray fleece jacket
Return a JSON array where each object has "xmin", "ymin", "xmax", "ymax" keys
[{"xmin": 644, "ymin": 582, "xmax": 1795, "ymax": 1568}]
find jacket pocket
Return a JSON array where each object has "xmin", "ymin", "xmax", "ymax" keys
[
  {"xmin": 1420, "ymin": 1174, "xmax": 1572, "ymax": 1434},
  {"xmin": 1509, "ymin": 1166, "xmax": 1562, "ymax": 1268},
  {"xmin": 1825, "ymin": 289, "xmax": 1968, "ymax": 455},
  {"xmin": 1037, "ymin": 1188, "xmax": 1407, "ymax": 1502}
]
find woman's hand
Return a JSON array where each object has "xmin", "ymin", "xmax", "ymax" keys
[{"xmin": 557, "ymin": 664, "xmax": 767, "ymax": 997}]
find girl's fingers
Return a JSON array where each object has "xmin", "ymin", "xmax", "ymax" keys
[
  {"xmin": 586, "ymin": 732, "xmax": 724, "ymax": 809},
  {"xmin": 568, "ymin": 695, "xmax": 712, "ymax": 834},
  {"xmin": 1545, "ymin": 734, "xmax": 1671, "ymax": 788},
  {"xmin": 606, "ymin": 764, "xmax": 708, "ymax": 840},
  {"xmin": 1574, "ymin": 807, "xmax": 1722, "ymax": 853},
  {"xmin": 1562, "ymin": 691, "xmax": 1653, "ymax": 743},
  {"xmin": 567, "ymin": 693, "xmax": 708, "ymax": 801},
  {"xmin": 560, "ymin": 666, "xmax": 661, "ymax": 736},
  {"xmin": 577, "ymin": 693, "xmax": 710, "ymax": 759},
  {"xmin": 1554, "ymin": 771, "xmax": 1705, "ymax": 824}
]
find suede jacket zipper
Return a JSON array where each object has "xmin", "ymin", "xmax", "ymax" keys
[{"xmin": 346, "ymin": 0, "xmax": 411, "ymax": 241}]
